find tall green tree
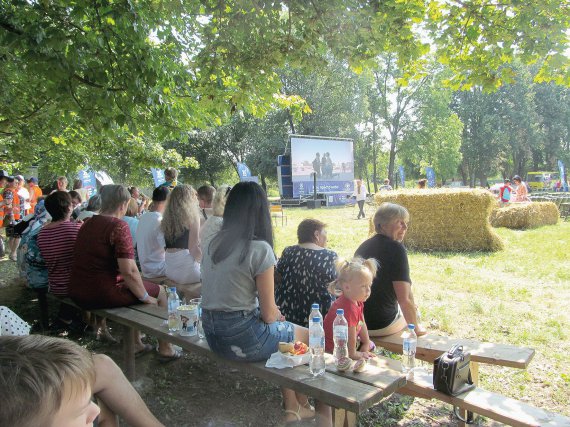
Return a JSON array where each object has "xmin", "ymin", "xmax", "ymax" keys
[
  {"xmin": 2, "ymin": 0, "xmax": 568, "ymax": 179},
  {"xmin": 400, "ymin": 74, "xmax": 463, "ymax": 184}
]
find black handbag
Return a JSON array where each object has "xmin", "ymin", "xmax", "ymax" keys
[{"xmin": 433, "ymin": 344, "xmax": 475, "ymax": 423}]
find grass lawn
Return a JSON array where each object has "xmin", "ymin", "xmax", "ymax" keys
[{"xmin": 274, "ymin": 205, "xmax": 570, "ymax": 416}]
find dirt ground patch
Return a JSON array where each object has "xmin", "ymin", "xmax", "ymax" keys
[{"xmin": 1, "ymin": 257, "xmax": 496, "ymax": 426}]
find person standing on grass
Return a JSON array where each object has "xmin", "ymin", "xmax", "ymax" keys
[
  {"xmin": 499, "ymin": 179, "xmax": 513, "ymax": 205},
  {"xmin": 351, "ymin": 179, "xmax": 367, "ymax": 219},
  {"xmin": 27, "ymin": 177, "xmax": 43, "ymax": 213},
  {"xmin": 355, "ymin": 202, "xmax": 427, "ymax": 337}
]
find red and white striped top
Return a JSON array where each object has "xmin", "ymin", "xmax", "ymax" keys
[{"xmin": 37, "ymin": 221, "xmax": 82, "ymax": 297}]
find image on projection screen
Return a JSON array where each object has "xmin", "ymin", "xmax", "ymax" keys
[{"xmin": 290, "ymin": 137, "xmax": 354, "ymax": 182}]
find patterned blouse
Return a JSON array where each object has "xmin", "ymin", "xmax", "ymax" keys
[{"xmin": 275, "ymin": 245, "xmax": 337, "ymax": 326}]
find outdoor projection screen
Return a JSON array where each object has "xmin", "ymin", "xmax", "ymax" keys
[{"xmin": 290, "ymin": 135, "xmax": 354, "ymax": 198}]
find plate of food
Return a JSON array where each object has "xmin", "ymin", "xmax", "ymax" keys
[{"xmin": 266, "ymin": 341, "xmax": 311, "ymax": 368}]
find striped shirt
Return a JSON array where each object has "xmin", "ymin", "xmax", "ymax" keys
[{"xmin": 37, "ymin": 221, "xmax": 82, "ymax": 296}]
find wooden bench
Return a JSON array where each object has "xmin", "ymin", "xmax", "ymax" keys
[
  {"xmin": 50, "ymin": 298, "xmax": 570, "ymax": 426},
  {"xmin": 402, "ymin": 371, "xmax": 570, "ymax": 427},
  {"xmin": 371, "ymin": 334, "xmax": 562, "ymax": 426},
  {"xmin": 91, "ymin": 303, "xmax": 407, "ymax": 427}
]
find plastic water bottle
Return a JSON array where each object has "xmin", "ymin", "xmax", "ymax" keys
[
  {"xmin": 309, "ymin": 317, "xmax": 326, "ymax": 377},
  {"xmin": 167, "ymin": 287, "xmax": 180, "ymax": 332},
  {"xmin": 402, "ymin": 324, "xmax": 417, "ymax": 374},
  {"xmin": 333, "ymin": 309, "xmax": 349, "ymax": 368},
  {"xmin": 309, "ymin": 303, "xmax": 323, "ymax": 327}
]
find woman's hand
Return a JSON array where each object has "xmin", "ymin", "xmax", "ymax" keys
[
  {"xmin": 349, "ymin": 350, "xmax": 375, "ymax": 360},
  {"xmin": 415, "ymin": 323, "xmax": 428, "ymax": 336},
  {"xmin": 142, "ymin": 296, "xmax": 158, "ymax": 305}
]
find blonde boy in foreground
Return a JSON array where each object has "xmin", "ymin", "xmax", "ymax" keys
[{"xmin": 0, "ymin": 335, "xmax": 164, "ymax": 427}]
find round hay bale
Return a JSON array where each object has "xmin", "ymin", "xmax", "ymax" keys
[
  {"xmin": 490, "ymin": 202, "xmax": 559, "ymax": 229},
  {"xmin": 371, "ymin": 188, "xmax": 504, "ymax": 252}
]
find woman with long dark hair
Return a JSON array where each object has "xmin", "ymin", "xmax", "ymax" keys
[{"xmin": 201, "ymin": 182, "xmax": 317, "ymax": 424}]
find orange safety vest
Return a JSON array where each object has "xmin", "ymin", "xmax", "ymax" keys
[{"xmin": 2, "ymin": 188, "xmax": 20, "ymax": 222}]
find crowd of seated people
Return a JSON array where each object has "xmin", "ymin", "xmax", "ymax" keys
[{"xmin": 6, "ymin": 169, "xmax": 429, "ymax": 426}]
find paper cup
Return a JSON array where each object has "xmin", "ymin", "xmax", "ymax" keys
[{"xmin": 177, "ymin": 304, "xmax": 198, "ymax": 337}]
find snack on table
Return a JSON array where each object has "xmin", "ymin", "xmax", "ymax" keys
[
  {"xmin": 336, "ymin": 356, "xmax": 352, "ymax": 371},
  {"xmin": 278, "ymin": 341, "xmax": 308, "ymax": 355},
  {"xmin": 279, "ymin": 342, "xmax": 294, "ymax": 354},
  {"xmin": 353, "ymin": 358, "xmax": 367, "ymax": 373},
  {"xmin": 292, "ymin": 341, "xmax": 308, "ymax": 355}
]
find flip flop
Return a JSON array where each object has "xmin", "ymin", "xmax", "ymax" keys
[
  {"xmin": 157, "ymin": 348, "xmax": 183, "ymax": 364},
  {"xmin": 134, "ymin": 343, "xmax": 153, "ymax": 358}
]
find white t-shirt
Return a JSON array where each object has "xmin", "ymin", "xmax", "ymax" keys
[
  {"xmin": 136, "ymin": 211, "xmax": 166, "ymax": 278},
  {"xmin": 18, "ymin": 187, "xmax": 31, "ymax": 210},
  {"xmin": 352, "ymin": 183, "xmax": 367, "ymax": 201}
]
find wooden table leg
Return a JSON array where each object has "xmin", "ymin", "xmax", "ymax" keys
[
  {"xmin": 333, "ymin": 409, "xmax": 357, "ymax": 427},
  {"xmin": 123, "ymin": 325, "xmax": 136, "ymax": 381},
  {"xmin": 334, "ymin": 408, "xmax": 346, "ymax": 427},
  {"xmin": 457, "ymin": 361, "xmax": 479, "ymax": 427}
]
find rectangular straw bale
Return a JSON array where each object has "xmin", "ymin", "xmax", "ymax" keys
[
  {"xmin": 372, "ymin": 189, "xmax": 503, "ymax": 252},
  {"xmin": 490, "ymin": 202, "xmax": 559, "ymax": 229}
]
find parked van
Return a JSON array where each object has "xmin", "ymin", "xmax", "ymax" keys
[{"xmin": 526, "ymin": 171, "xmax": 559, "ymax": 191}]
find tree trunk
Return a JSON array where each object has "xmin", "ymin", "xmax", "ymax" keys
[
  {"xmin": 460, "ymin": 160, "xmax": 469, "ymax": 186},
  {"xmin": 260, "ymin": 174, "xmax": 267, "ymax": 192},
  {"xmin": 372, "ymin": 114, "xmax": 378, "ymax": 193},
  {"xmin": 287, "ymin": 110, "xmax": 296, "ymax": 134},
  {"xmin": 388, "ymin": 132, "xmax": 397, "ymax": 186}
]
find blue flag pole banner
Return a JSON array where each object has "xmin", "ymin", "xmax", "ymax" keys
[
  {"xmin": 151, "ymin": 168, "xmax": 165, "ymax": 187},
  {"xmin": 78, "ymin": 170, "xmax": 97, "ymax": 197},
  {"xmin": 398, "ymin": 166, "xmax": 405, "ymax": 187},
  {"xmin": 425, "ymin": 167, "xmax": 436, "ymax": 188},
  {"xmin": 236, "ymin": 162, "xmax": 252, "ymax": 180},
  {"xmin": 558, "ymin": 160, "xmax": 568, "ymax": 192}
]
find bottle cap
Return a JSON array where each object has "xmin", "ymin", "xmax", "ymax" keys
[
  {"xmin": 311, "ymin": 303, "xmax": 319, "ymax": 309},
  {"xmin": 336, "ymin": 309, "xmax": 344, "ymax": 315},
  {"xmin": 408, "ymin": 324, "xmax": 415, "ymax": 329},
  {"xmin": 312, "ymin": 317, "xmax": 321, "ymax": 323}
]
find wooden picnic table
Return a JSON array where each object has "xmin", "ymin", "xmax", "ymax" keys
[{"xmin": 94, "ymin": 303, "xmax": 407, "ymax": 426}]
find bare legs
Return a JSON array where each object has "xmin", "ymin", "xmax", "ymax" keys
[
  {"xmin": 93, "ymin": 354, "xmax": 164, "ymax": 427},
  {"xmin": 133, "ymin": 286, "xmax": 175, "ymax": 357}
]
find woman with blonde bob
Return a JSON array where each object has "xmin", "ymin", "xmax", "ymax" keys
[
  {"xmin": 161, "ymin": 184, "xmax": 202, "ymax": 284},
  {"xmin": 355, "ymin": 202, "xmax": 427, "ymax": 337}
]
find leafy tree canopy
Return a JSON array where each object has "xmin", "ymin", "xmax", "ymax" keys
[{"xmin": 1, "ymin": 0, "xmax": 568, "ymax": 177}]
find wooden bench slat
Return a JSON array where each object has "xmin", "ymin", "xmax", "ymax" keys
[
  {"xmin": 373, "ymin": 333, "xmax": 535, "ymax": 368},
  {"xmin": 400, "ymin": 372, "xmax": 570, "ymax": 427},
  {"xmin": 326, "ymin": 354, "xmax": 406, "ymax": 397},
  {"xmin": 95, "ymin": 306, "xmax": 393, "ymax": 414}
]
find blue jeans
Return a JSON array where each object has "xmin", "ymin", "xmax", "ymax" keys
[{"xmin": 202, "ymin": 308, "xmax": 295, "ymax": 362}]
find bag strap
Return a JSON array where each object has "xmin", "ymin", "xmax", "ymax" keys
[{"xmin": 453, "ymin": 407, "xmax": 474, "ymax": 424}]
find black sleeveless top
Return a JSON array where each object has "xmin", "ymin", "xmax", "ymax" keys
[{"xmin": 165, "ymin": 229, "xmax": 190, "ymax": 249}]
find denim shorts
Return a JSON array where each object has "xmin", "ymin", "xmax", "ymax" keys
[{"xmin": 201, "ymin": 308, "xmax": 295, "ymax": 362}]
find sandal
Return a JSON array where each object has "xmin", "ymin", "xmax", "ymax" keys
[
  {"xmin": 283, "ymin": 403, "xmax": 315, "ymax": 425},
  {"xmin": 134, "ymin": 343, "xmax": 153, "ymax": 358},
  {"xmin": 157, "ymin": 348, "xmax": 183, "ymax": 364}
]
